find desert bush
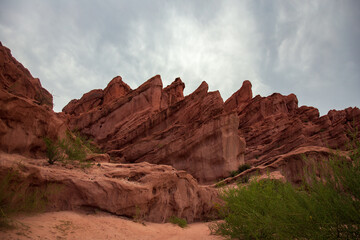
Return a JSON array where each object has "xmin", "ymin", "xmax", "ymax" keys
[
  {"xmin": 238, "ymin": 163, "xmax": 251, "ymax": 173},
  {"xmin": 58, "ymin": 131, "xmax": 87, "ymax": 161},
  {"xmin": 44, "ymin": 131, "xmax": 97, "ymax": 168},
  {"xmin": 229, "ymin": 170, "xmax": 238, "ymax": 177},
  {"xmin": 169, "ymin": 216, "xmax": 187, "ymax": 228},
  {"xmin": 228, "ymin": 164, "xmax": 252, "ymax": 178},
  {"xmin": 0, "ymin": 169, "xmax": 60, "ymax": 229},
  {"xmin": 43, "ymin": 137, "xmax": 63, "ymax": 164},
  {"xmin": 212, "ymin": 133, "xmax": 360, "ymax": 239},
  {"xmin": 72, "ymin": 130, "xmax": 103, "ymax": 154}
]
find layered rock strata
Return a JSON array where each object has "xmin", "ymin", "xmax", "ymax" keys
[
  {"xmin": 0, "ymin": 153, "xmax": 218, "ymax": 223},
  {"xmin": 224, "ymin": 80, "xmax": 360, "ymax": 182},
  {"xmin": 64, "ymin": 76, "xmax": 245, "ymax": 183},
  {"xmin": 0, "ymin": 42, "xmax": 67, "ymax": 157}
]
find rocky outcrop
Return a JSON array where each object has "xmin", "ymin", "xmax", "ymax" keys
[
  {"xmin": 213, "ymin": 146, "xmax": 350, "ymax": 187},
  {"xmin": 0, "ymin": 89, "xmax": 67, "ymax": 157},
  {"xmin": 223, "ymin": 80, "xmax": 360, "ymax": 183},
  {"xmin": 62, "ymin": 76, "xmax": 131, "ymax": 115},
  {"xmin": 0, "ymin": 42, "xmax": 53, "ymax": 108},
  {"xmin": 64, "ymin": 76, "xmax": 245, "ymax": 183},
  {"xmin": 224, "ymin": 80, "xmax": 252, "ymax": 113},
  {"xmin": 0, "ymin": 43, "xmax": 67, "ymax": 157},
  {"xmin": 0, "ymin": 43, "xmax": 220, "ymax": 223},
  {"xmin": 0, "ymin": 153, "xmax": 218, "ymax": 223}
]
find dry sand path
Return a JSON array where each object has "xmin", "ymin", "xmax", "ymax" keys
[{"xmin": 0, "ymin": 211, "xmax": 224, "ymax": 240}]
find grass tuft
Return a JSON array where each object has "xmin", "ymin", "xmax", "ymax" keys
[{"xmin": 169, "ymin": 216, "xmax": 187, "ymax": 228}]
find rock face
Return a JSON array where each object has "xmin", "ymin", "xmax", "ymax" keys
[
  {"xmin": 0, "ymin": 42, "xmax": 67, "ymax": 157},
  {"xmin": 224, "ymin": 80, "xmax": 360, "ymax": 181},
  {"xmin": 64, "ymin": 75, "xmax": 245, "ymax": 183},
  {"xmin": 0, "ymin": 43, "xmax": 220, "ymax": 223},
  {"xmin": 62, "ymin": 76, "xmax": 131, "ymax": 115},
  {"xmin": 0, "ymin": 42, "xmax": 53, "ymax": 108},
  {"xmin": 0, "ymin": 153, "xmax": 218, "ymax": 223},
  {"xmin": 224, "ymin": 80, "xmax": 252, "ymax": 113}
]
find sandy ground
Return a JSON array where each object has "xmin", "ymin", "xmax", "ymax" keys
[{"xmin": 0, "ymin": 211, "xmax": 224, "ymax": 240}]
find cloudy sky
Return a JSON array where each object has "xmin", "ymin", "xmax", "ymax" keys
[{"xmin": 0, "ymin": 0, "xmax": 359, "ymax": 115}]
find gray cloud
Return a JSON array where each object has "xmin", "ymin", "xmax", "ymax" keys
[{"xmin": 0, "ymin": 0, "xmax": 359, "ymax": 115}]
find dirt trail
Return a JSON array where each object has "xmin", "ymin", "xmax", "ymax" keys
[{"xmin": 0, "ymin": 211, "xmax": 224, "ymax": 240}]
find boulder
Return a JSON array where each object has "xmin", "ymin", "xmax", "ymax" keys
[{"xmin": 0, "ymin": 153, "xmax": 219, "ymax": 223}]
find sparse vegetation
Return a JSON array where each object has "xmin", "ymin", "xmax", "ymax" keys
[
  {"xmin": 44, "ymin": 130, "xmax": 101, "ymax": 168},
  {"xmin": 133, "ymin": 205, "xmax": 145, "ymax": 225},
  {"xmin": 229, "ymin": 164, "xmax": 252, "ymax": 178},
  {"xmin": 237, "ymin": 175, "xmax": 250, "ymax": 184},
  {"xmin": 212, "ymin": 130, "xmax": 360, "ymax": 239},
  {"xmin": 0, "ymin": 169, "xmax": 61, "ymax": 229},
  {"xmin": 169, "ymin": 216, "xmax": 187, "ymax": 228},
  {"xmin": 72, "ymin": 130, "xmax": 103, "ymax": 154},
  {"xmin": 43, "ymin": 137, "xmax": 63, "ymax": 165},
  {"xmin": 237, "ymin": 163, "xmax": 251, "ymax": 174},
  {"xmin": 229, "ymin": 171, "xmax": 238, "ymax": 177}
]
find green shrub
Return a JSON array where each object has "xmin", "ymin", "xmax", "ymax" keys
[
  {"xmin": 238, "ymin": 163, "xmax": 251, "ymax": 173},
  {"xmin": 169, "ymin": 216, "xmax": 187, "ymax": 228},
  {"xmin": 72, "ymin": 130, "xmax": 103, "ymax": 154},
  {"xmin": 0, "ymin": 169, "xmax": 60, "ymax": 229},
  {"xmin": 237, "ymin": 175, "xmax": 249, "ymax": 184},
  {"xmin": 43, "ymin": 137, "xmax": 63, "ymax": 164},
  {"xmin": 58, "ymin": 131, "xmax": 87, "ymax": 161},
  {"xmin": 44, "ymin": 131, "xmax": 98, "ymax": 168},
  {"xmin": 212, "ymin": 134, "xmax": 360, "ymax": 239},
  {"xmin": 229, "ymin": 170, "xmax": 238, "ymax": 177},
  {"xmin": 215, "ymin": 181, "xmax": 226, "ymax": 188}
]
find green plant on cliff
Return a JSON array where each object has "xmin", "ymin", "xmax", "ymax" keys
[
  {"xmin": 212, "ymin": 130, "xmax": 360, "ymax": 240},
  {"xmin": 44, "ymin": 131, "xmax": 100, "ymax": 168},
  {"xmin": 57, "ymin": 131, "xmax": 87, "ymax": 161}
]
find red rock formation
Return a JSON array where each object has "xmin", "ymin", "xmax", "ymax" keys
[
  {"xmin": 0, "ymin": 43, "xmax": 67, "ymax": 157},
  {"xmin": 0, "ymin": 153, "xmax": 218, "ymax": 223},
  {"xmin": 0, "ymin": 42, "xmax": 53, "ymax": 108},
  {"xmin": 62, "ymin": 76, "xmax": 132, "ymax": 115},
  {"xmin": 64, "ymin": 76, "xmax": 245, "ymax": 183},
  {"xmin": 0, "ymin": 89, "xmax": 67, "ymax": 157},
  {"xmin": 224, "ymin": 80, "xmax": 360, "ymax": 183},
  {"xmin": 224, "ymin": 80, "xmax": 252, "ymax": 113},
  {"xmin": 160, "ymin": 77, "xmax": 185, "ymax": 109}
]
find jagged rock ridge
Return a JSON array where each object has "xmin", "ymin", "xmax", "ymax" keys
[{"xmin": 64, "ymin": 75, "xmax": 245, "ymax": 183}]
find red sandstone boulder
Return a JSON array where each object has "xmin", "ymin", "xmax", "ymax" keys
[
  {"xmin": 0, "ymin": 153, "xmax": 218, "ymax": 223},
  {"xmin": 64, "ymin": 76, "xmax": 245, "ymax": 183},
  {"xmin": 0, "ymin": 42, "xmax": 53, "ymax": 108}
]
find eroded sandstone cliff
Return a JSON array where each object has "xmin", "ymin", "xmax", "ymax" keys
[{"xmin": 64, "ymin": 75, "xmax": 245, "ymax": 183}]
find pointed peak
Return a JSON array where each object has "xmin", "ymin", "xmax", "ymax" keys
[
  {"xmin": 139, "ymin": 75, "xmax": 163, "ymax": 89},
  {"xmin": 224, "ymin": 80, "xmax": 253, "ymax": 112},
  {"xmin": 165, "ymin": 77, "xmax": 185, "ymax": 91},
  {"xmin": 195, "ymin": 81, "xmax": 209, "ymax": 93}
]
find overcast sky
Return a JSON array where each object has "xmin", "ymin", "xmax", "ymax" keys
[{"xmin": 1, "ymin": 0, "xmax": 359, "ymax": 115}]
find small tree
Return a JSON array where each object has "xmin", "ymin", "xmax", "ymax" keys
[{"xmin": 43, "ymin": 137, "xmax": 63, "ymax": 164}]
